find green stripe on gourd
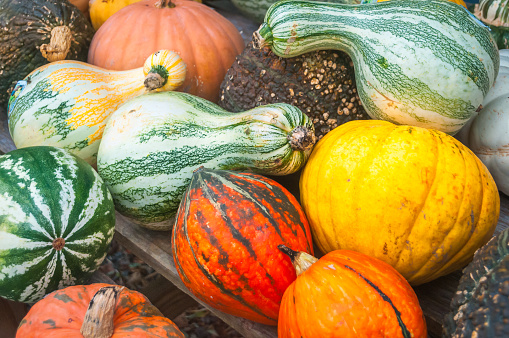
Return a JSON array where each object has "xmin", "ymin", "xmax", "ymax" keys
[
  {"xmin": 474, "ymin": 0, "xmax": 509, "ymax": 49},
  {"xmin": 253, "ymin": 0, "xmax": 499, "ymax": 134},
  {"xmin": 0, "ymin": 146, "xmax": 115, "ymax": 303},
  {"xmin": 97, "ymin": 91, "xmax": 315, "ymax": 231}
]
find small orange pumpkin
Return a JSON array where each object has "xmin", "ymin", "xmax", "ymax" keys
[
  {"xmin": 16, "ymin": 284, "xmax": 184, "ymax": 337},
  {"xmin": 278, "ymin": 246, "xmax": 427, "ymax": 337},
  {"xmin": 88, "ymin": 0, "xmax": 245, "ymax": 103}
]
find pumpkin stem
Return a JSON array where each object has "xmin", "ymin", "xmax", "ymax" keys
[
  {"xmin": 287, "ymin": 125, "xmax": 316, "ymax": 152},
  {"xmin": 155, "ymin": 0, "xmax": 176, "ymax": 8},
  {"xmin": 40, "ymin": 26, "xmax": 72, "ymax": 62},
  {"xmin": 253, "ymin": 23, "xmax": 273, "ymax": 50},
  {"xmin": 278, "ymin": 245, "xmax": 318, "ymax": 276},
  {"xmin": 80, "ymin": 285, "xmax": 125, "ymax": 338}
]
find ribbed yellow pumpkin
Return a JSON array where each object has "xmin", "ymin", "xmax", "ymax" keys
[{"xmin": 300, "ymin": 120, "xmax": 500, "ymax": 285}]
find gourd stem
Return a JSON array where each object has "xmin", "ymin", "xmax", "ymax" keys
[
  {"xmin": 40, "ymin": 26, "xmax": 72, "ymax": 62},
  {"xmin": 80, "ymin": 286, "xmax": 125, "ymax": 338},
  {"xmin": 287, "ymin": 125, "xmax": 316, "ymax": 152},
  {"xmin": 278, "ymin": 245, "xmax": 318, "ymax": 276},
  {"xmin": 253, "ymin": 23, "xmax": 273, "ymax": 49},
  {"xmin": 155, "ymin": 0, "xmax": 176, "ymax": 8},
  {"xmin": 144, "ymin": 72, "xmax": 167, "ymax": 90}
]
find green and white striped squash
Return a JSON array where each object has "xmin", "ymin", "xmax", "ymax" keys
[
  {"xmin": 97, "ymin": 91, "xmax": 315, "ymax": 231},
  {"xmin": 253, "ymin": 0, "xmax": 500, "ymax": 134},
  {"xmin": 0, "ymin": 146, "xmax": 115, "ymax": 303},
  {"xmin": 474, "ymin": 0, "xmax": 509, "ymax": 49},
  {"xmin": 8, "ymin": 50, "xmax": 186, "ymax": 167}
]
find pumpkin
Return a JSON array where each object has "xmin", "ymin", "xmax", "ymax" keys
[
  {"xmin": 8, "ymin": 50, "xmax": 185, "ymax": 167},
  {"xmin": 16, "ymin": 284, "xmax": 184, "ymax": 337},
  {"xmin": 89, "ymin": 0, "xmax": 143, "ymax": 30},
  {"xmin": 172, "ymin": 167, "xmax": 314, "ymax": 325},
  {"xmin": 456, "ymin": 51, "xmax": 509, "ymax": 195},
  {"xmin": 277, "ymin": 246, "xmax": 427, "ymax": 337},
  {"xmin": 69, "ymin": 0, "xmax": 90, "ymax": 17},
  {"xmin": 0, "ymin": 146, "xmax": 115, "ymax": 303},
  {"xmin": 300, "ymin": 120, "xmax": 500, "ymax": 285},
  {"xmin": 219, "ymin": 42, "xmax": 370, "ymax": 140},
  {"xmin": 444, "ymin": 228, "xmax": 509, "ymax": 337},
  {"xmin": 474, "ymin": 0, "xmax": 509, "ymax": 49},
  {"xmin": 97, "ymin": 91, "xmax": 315, "ymax": 230},
  {"xmin": 88, "ymin": 0, "xmax": 245, "ymax": 103},
  {"xmin": 0, "ymin": 0, "xmax": 94, "ymax": 112}
]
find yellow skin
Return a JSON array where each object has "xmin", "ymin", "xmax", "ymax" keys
[{"xmin": 300, "ymin": 120, "xmax": 500, "ymax": 285}]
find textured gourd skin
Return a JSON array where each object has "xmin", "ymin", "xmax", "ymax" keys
[
  {"xmin": 300, "ymin": 120, "xmax": 500, "ymax": 285},
  {"xmin": 474, "ymin": 0, "xmax": 509, "ymax": 49},
  {"xmin": 444, "ymin": 229, "xmax": 509, "ymax": 337},
  {"xmin": 173, "ymin": 168, "xmax": 314, "ymax": 325},
  {"xmin": 98, "ymin": 91, "xmax": 314, "ymax": 230},
  {"xmin": 0, "ymin": 0, "xmax": 94, "ymax": 112},
  {"xmin": 254, "ymin": 0, "xmax": 499, "ymax": 134},
  {"xmin": 16, "ymin": 284, "xmax": 184, "ymax": 337},
  {"xmin": 278, "ymin": 250, "xmax": 427, "ymax": 337}
]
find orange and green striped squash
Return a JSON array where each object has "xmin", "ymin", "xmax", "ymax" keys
[
  {"xmin": 7, "ymin": 50, "xmax": 186, "ymax": 167},
  {"xmin": 172, "ymin": 167, "xmax": 314, "ymax": 325},
  {"xmin": 278, "ymin": 246, "xmax": 427, "ymax": 337},
  {"xmin": 16, "ymin": 283, "xmax": 184, "ymax": 337}
]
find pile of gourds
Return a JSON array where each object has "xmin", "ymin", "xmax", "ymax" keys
[{"xmin": 0, "ymin": 0, "xmax": 508, "ymax": 336}]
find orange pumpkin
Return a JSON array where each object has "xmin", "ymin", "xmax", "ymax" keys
[
  {"xmin": 69, "ymin": 0, "xmax": 89, "ymax": 17},
  {"xmin": 16, "ymin": 284, "xmax": 184, "ymax": 337},
  {"xmin": 87, "ymin": 0, "xmax": 245, "ymax": 103},
  {"xmin": 278, "ymin": 246, "xmax": 427, "ymax": 338}
]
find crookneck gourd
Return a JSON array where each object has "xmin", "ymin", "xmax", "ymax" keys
[
  {"xmin": 97, "ymin": 91, "xmax": 316, "ymax": 231},
  {"xmin": 253, "ymin": 0, "xmax": 499, "ymax": 134},
  {"xmin": 219, "ymin": 42, "xmax": 370, "ymax": 140},
  {"xmin": 172, "ymin": 168, "xmax": 314, "ymax": 325},
  {"xmin": 444, "ymin": 228, "xmax": 509, "ymax": 337},
  {"xmin": 0, "ymin": 146, "xmax": 115, "ymax": 303},
  {"xmin": 277, "ymin": 246, "xmax": 427, "ymax": 337},
  {"xmin": 474, "ymin": 0, "xmax": 509, "ymax": 49},
  {"xmin": 8, "ymin": 50, "xmax": 186, "ymax": 167},
  {"xmin": 0, "ymin": 0, "xmax": 94, "ymax": 112},
  {"xmin": 300, "ymin": 120, "xmax": 500, "ymax": 285}
]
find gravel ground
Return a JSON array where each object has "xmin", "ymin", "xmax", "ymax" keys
[{"xmin": 99, "ymin": 240, "xmax": 243, "ymax": 338}]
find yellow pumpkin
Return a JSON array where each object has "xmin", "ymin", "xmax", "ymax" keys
[
  {"xmin": 89, "ymin": 0, "xmax": 202, "ymax": 30},
  {"xmin": 300, "ymin": 120, "xmax": 500, "ymax": 285}
]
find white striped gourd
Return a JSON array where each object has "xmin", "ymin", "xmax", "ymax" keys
[
  {"xmin": 253, "ymin": 0, "xmax": 499, "ymax": 134},
  {"xmin": 97, "ymin": 92, "xmax": 316, "ymax": 231},
  {"xmin": 8, "ymin": 50, "xmax": 186, "ymax": 167}
]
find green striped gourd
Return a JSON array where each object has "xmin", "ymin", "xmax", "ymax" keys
[
  {"xmin": 0, "ymin": 146, "xmax": 115, "ymax": 303},
  {"xmin": 8, "ymin": 50, "xmax": 186, "ymax": 167},
  {"xmin": 253, "ymin": 0, "xmax": 499, "ymax": 134},
  {"xmin": 474, "ymin": 0, "xmax": 509, "ymax": 49},
  {"xmin": 97, "ymin": 91, "xmax": 315, "ymax": 231}
]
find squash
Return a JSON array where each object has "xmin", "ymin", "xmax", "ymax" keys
[
  {"xmin": 0, "ymin": 146, "xmax": 115, "ymax": 303},
  {"xmin": 456, "ymin": 49, "xmax": 509, "ymax": 195},
  {"xmin": 88, "ymin": 0, "xmax": 244, "ymax": 103},
  {"xmin": 253, "ymin": 0, "xmax": 499, "ymax": 134},
  {"xmin": 89, "ymin": 0, "xmax": 143, "ymax": 30},
  {"xmin": 277, "ymin": 246, "xmax": 427, "ymax": 337},
  {"xmin": 172, "ymin": 168, "xmax": 314, "ymax": 325},
  {"xmin": 97, "ymin": 91, "xmax": 315, "ymax": 230},
  {"xmin": 219, "ymin": 42, "xmax": 370, "ymax": 141},
  {"xmin": 474, "ymin": 0, "xmax": 509, "ymax": 49},
  {"xmin": 69, "ymin": 0, "xmax": 90, "ymax": 17},
  {"xmin": 369, "ymin": 0, "xmax": 467, "ymax": 7},
  {"xmin": 300, "ymin": 120, "xmax": 500, "ymax": 285},
  {"xmin": 444, "ymin": 228, "xmax": 509, "ymax": 337},
  {"xmin": 8, "ymin": 50, "xmax": 186, "ymax": 167},
  {"xmin": 0, "ymin": 0, "xmax": 94, "ymax": 112},
  {"xmin": 16, "ymin": 284, "xmax": 184, "ymax": 337}
]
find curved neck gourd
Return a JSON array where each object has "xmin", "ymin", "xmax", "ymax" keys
[{"xmin": 254, "ymin": 0, "xmax": 499, "ymax": 134}]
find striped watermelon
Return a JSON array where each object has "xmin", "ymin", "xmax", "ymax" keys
[
  {"xmin": 253, "ymin": 0, "xmax": 499, "ymax": 134},
  {"xmin": 172, "ymin": 167, "xmax": 314, "ymax": 325},
  {"xmin": 97, "ymin": 91, "xmax": 315, "ymax": 230},
  {"xmin": 0, "ymin": 146, "xmax": 115, "ymax": 303}
]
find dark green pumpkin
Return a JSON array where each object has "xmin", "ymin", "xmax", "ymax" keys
[
  {"xmin": 0, "ymin": 0, "xmax": 94, "ymax": 112},
  {"xmin": 444, "ymin": 228, "xmax": 509, "ymax": 337}
]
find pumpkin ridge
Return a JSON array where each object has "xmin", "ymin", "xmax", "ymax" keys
[
  {"xmin": 392, "ymin": 128, "xmax": 440, "ymax": 269},
  {"xmin": 343, "ymin": 264, "xmax": 412, "ymax": 338}
]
